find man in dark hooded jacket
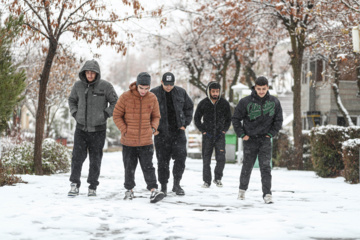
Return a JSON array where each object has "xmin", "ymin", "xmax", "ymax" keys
[
  {"xmin": 194, "ymin": 81, "xmax": 232, "ymax": 188},
  {"xmin": 67, "ymin": 59, "xmax": 118, "ymax": 197},
  {"xmin": 232, "ymin": 76, "xmax": 283, "ymax": 204},
  {"xmin": 151, "ymin": 72, "xmax": 194, "ymax": 196}
]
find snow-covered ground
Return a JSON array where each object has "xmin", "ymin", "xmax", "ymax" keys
[{"xmin": 0, "ymin": 151, "xmax": 359, "ymax": 240}]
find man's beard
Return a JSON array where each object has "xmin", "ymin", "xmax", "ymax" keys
[{"xmin": 210, "ymin": 95, "xmax": 219, "ymax": 100}]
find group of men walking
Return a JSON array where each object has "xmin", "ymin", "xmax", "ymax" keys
[{"xmin": 67, "ymin": 60, "xmax": 283, "ymax": 204}]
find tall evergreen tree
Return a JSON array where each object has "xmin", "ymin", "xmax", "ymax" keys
[{"xmin": 0, "ymin": 15, "xmax": 26, "ymax": 133}]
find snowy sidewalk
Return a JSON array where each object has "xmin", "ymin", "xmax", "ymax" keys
[{"xmin": 0, "ymin": 151, "xmax": 359, "ymax": 240}]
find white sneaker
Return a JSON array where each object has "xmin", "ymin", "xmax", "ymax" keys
[
  {"xmin": 263, "ymin": 194, "xmax": 273, "ymax": 204},
  {"xmin": 202, "ymin": 182, "xmax": 210, "ymax": 188},
  {"xmin": 88, "ymin": 189, "xmax": 96, "ymax": 197},
  {"xmin": 68, "ymin": 183, "xmax": 79, "ymax": 197},
  {"xmin": 124, "ymin": 190, "xmax": 134, "ymax": 200},
  {"xmin": 150, "ymin": 190, "xmax": 165, "ymax": 203},
  {"xmin": 238, "ymin": 189, "xmax": 245, "ymax": 200},
  {"xmin": 213, "ymin": 180, "xmax": 223, "ymax": 187}
]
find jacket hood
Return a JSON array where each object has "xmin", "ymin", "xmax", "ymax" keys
[
  {"xmin": 129, "ymin": 81, "xmax": 142, "ymax": 98},
  {"xmin": 206, "ymin": 81, "xmax": 222, "ymax": 103},
  {"xmin": 79, "ymin": 59, "xmax": 101, "ymax": 83}
]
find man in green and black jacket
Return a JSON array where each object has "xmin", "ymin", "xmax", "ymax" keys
[
  {"xmin": 68, "ymin": 59, "xmax": 118, "ymax": 197},
  {"xmin": 232, "ymin": 76, "xmax": 283, "ymax": 204}
]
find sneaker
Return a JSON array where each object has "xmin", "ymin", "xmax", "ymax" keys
[
  {"xmin": 172, "ymin": 184, "xmax": 185, "ymax": 196},
  {"xmin": 88, "ymin": 188, "xmax": 96, "ymax": 197},
  {"xmin": 238, "ymin": 189, "xmax": 245, "ymax": 200},
  {"xmin": 124, "ymin": 190, "xmax": 134, "ymax": 200},
  {"xmin": 263, "ymin": 194, "xmax": 273, "ymax": 204},
  {"xmin": 68, "ymin": 183, "xmax": 79, "ymax": 197},
  {"xmin": 213, "ymin": 179, "xmax": 223, "ymax": 187},
  {"xmin": 150, "ymin": 190, "xmax": 165, "ymax": 203},
  {"xmin": 202, "ymin": 182, "xmax": 210, "ymax": 188}
]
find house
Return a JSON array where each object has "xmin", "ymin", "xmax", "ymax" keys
[{"xmin": 301, "ymin": 56, "xmax": 360, "ymax": 129}]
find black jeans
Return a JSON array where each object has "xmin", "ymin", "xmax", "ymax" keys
[
  {"xmin": 240, "ymin": 136, "xmax": 272, "ymax": 197},
  {"xmin": 154, "ymin": 129, "xmax": 187, "ymax": 184},
  {"xmin": 69, "ymin": 129, "xmax": 106, "ymax": 190},
  {"xmin": 202, "ymin": 133, "xmax": 226, "ymax": 185},
  {"xmin": 122, "ymin": 145, "xmax": 158, "ymax": 191}
]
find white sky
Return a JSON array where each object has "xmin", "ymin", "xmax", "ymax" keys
[{"xmin": 0, "ymin": 151, "xmax": 359, "ymax": 239}]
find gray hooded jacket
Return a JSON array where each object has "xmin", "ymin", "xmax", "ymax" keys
[{"xmin": 68, "ymin": 60, "xmax": 118, "ymax": 132}]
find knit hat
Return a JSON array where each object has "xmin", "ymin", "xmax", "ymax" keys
[
  {"xmin": 136, "ymin": 72, "xmax": 151, "ymax": 86},
  {"xmin": 162, "ymin": 72, "xmax": 175, "ymax": 86}
]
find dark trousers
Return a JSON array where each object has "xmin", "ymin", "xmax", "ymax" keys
[
  {"xmin": 202, "ymin": 133, "xmax": 226, "ymax": 185},
  {"xmin": 122, "ymin": 145, "xmax": 158, "ymax": 191},
  {"xmin": 154, "ymin": 130, "xmax": 187, "ymax": 184},
  {"xmin": 69, "ymin": 129, "xmax": 106, "ymax": 190},
  {"xmin": 240, "ymin": 137, "xmax": 272, "ymax": 197}
]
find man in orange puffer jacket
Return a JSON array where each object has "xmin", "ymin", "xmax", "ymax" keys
[{"xmin": 113, "ymin": 72, "xmax": 164, "ymax": 203}]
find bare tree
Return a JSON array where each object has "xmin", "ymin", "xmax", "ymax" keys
[{"xmin": 2, "ymin": 0, "xmax": 163, "ymax": 175}]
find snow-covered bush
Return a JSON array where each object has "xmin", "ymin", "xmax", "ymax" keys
[
  {"xmin": 0, "ymin": 160, "xmax": 23, "ymax": 186},
  {"xmin": 342, "ymin": 139, "xmax": 360, "ymax": 184},
  {"xmin": 272, "ymin": 130, "xmax": 313, "ymax": 170},
  {"xmin": 310, "ymin": 126, "xmax": 360, "ymax": 178},
  {"xmin": 1, "ymin": 138, "xmax": 71, "ymax": 175}
]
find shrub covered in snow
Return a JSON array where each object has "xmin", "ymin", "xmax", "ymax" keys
[
  {"xmin": 0, "ymin": 160, "xmax": 23, "ymax": 186},
  {"xmin": 310, "ymin": 126, "xmax": 360, "ymax": 178},
  {"xmin": 272, "ymin": 130, "xmax": 313, "ymax": 170},
  {"xmin": 342, "ymin": 139, "xmax": 360, "ymax": 184},
  {"xmin": 1, "ymin": 138, "xmax": 71, "ymax": 175}
]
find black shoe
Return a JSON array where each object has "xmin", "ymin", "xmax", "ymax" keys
[
  {"xmin": 172, "ymin": 184, "xmax": 185, "ymax": 196},
  {"xmin": 161, "ymin": 184, "xmax": 167, "ymax": 197},
  {"xmin": 150, "ymin": 190, "xmax": 165, "ymax": 203}
]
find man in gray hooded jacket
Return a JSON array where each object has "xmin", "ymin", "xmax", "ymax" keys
[{"xmin": 68, "ymin": 59, "xmax": 118, "ymax": 197}]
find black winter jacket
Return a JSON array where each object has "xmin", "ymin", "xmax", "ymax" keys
[
  {"xmin": 194, "ymin": 82, "xmax": 232, "ymax": 137},
  {"xmin": 151, "ymin": 85, "xmax": 194, "ymax": 136},
  {"xmin": 232, "ymin": 87, "xmax": 283, "ymax": 138},
  {"xmin": 68, "ymin": 60, "xmax": 118, "ymax": 132}
]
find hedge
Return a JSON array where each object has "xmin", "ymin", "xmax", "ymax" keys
[
  {"xmin": 310, "ymin": 126, "xmax": 360, "ymax": 178},
  {"xmin": 342, "ymin": 139, "xmax": 360, "ymax": 184}
]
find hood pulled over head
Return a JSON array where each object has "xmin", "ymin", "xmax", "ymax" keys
[
  {"xmin": 206, "ymin": 81, "xmax": 221, "ymax": 102},
  {"xmin": 79, "ymin": 59, "xmax": 101, "ymax": 83}
]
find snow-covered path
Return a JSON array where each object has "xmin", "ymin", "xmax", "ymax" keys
[{"xmin": 0, "ymin": 151, "xmax": 359, "ymax": 240}]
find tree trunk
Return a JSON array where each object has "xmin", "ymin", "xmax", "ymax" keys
[
  {"xmin": 33, "ymin": 40, "xmax": 57, "ymax": 175},
  {"xmin": 289, "ymin": 32, "xmax": 304, "ymax": 170},
  {"xmin": 229, "ymin": 51, "xmax": 241, "ymax": 104},
  {"xmin": 244, "ymin": 63, "xmax": 256, "ymax": 88},
  {"xmin": 331, "ymin": 62, "xmax": 354, "ymax": 126}
]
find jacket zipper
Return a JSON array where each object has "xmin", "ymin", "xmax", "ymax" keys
[
  {"xmin": 139, "ymin": 97, "xmax": 142, "ymax": 144},
  {"xmin": 84, "ymin": 84, "xmax": 90, "ymax": 131},
  {"xmin": 213, "ymin": 101, "xmax": 217, "ymax": 138}
]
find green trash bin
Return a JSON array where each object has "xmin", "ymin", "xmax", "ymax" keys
[
  {"xmin": 253, "ymin": 138, "xmax": 273, "ymax": 168},
  {"xmin": 225, "ymin": 134, "xmax": 237, "ymax": 163}
]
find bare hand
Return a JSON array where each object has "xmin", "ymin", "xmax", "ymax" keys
[
  {"xmin": 180, "ymin": 126, "xmax": 186, "ymax": 130},
  {"xmin": 154, "ymin": 130, "xmax": 159, "ymax": 136},
  {"xmin": 203, "ymin": 132, "xmax": 206, "ymax": 135},
  {"xmin": 243, "ymin": 135, "xmax": 249, "ymax": 141}
]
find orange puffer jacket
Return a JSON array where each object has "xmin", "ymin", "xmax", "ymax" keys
[{"xmin": 113, "ymin": 82, "xmax": 160, "ymax": 147}]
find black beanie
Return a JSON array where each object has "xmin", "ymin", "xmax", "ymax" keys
[{"xmin": 136, "ymin": 72, "xmax": 151, "ymax": 86}]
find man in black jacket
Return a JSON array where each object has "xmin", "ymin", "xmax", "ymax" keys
[
  {"xmin": 194, "ymin": 81, "xmax": 232, "ymax": 188},
  {"xmin": 232, "ymin": 76, "xmax": 283, "ymax": 204},
  {"xmin": 151, "ymin": 72, "xmax": 194, "ymax": 196},
  {"xmin": 68, "ymin": 59, "xmax": 118, "ymax": 197}
]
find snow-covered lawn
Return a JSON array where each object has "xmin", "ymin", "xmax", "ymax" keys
[{"xmin": 0, "ymin": 151, "xmax": 359, "ymax": 240}]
